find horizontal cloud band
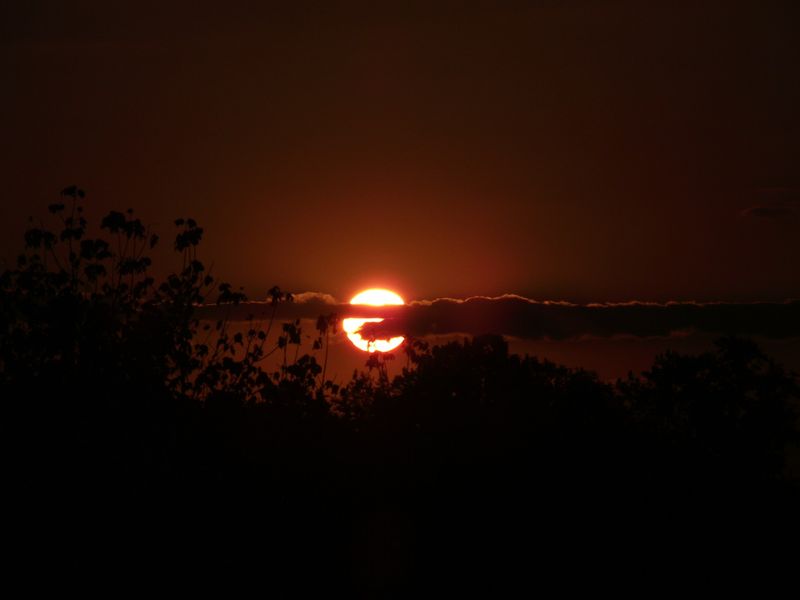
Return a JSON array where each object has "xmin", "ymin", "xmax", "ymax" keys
[{"xmin": 194, "ymin": 296, "xmax": 800, "ymax": 340}]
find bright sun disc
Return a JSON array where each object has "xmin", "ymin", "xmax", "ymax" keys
[{"xmin": 343, "ymin": 288, "xmax": 405, "ymax": 353}]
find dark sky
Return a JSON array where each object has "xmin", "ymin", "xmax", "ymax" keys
[{"xmin": 2, "ymin": 0, "xmax": 799, "ymax": 305}]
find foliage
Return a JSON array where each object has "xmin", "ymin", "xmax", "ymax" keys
[{"xmin": 2, "ymin": 189, "xmax": 799, "ymax": 590}]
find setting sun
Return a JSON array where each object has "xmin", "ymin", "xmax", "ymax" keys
[{"xmin": 343, "ymin": 288, "xmax": 405, "ymax": 353}]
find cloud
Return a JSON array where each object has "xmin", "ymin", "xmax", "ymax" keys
[
  {"xmin": 741, "ymin": 187, "xmax": 800, "ymax": 220},
  {"xmin": 292, "ymin": 291, "xmax": 338, "ymax": 305},
  {"xmin": 194, "ymin": 295, "xmax": 345, "ymax": 323},
  {"xmin": 740, "ymin": 205, "xmax": 797, "ymax": 219},
  {"xmin": 359, "ymin": 297, "xmax": 800, "ymax": 340},
  {"xmin": 196, "ymin": 294, "xmax": 800, "ymax": 341}
]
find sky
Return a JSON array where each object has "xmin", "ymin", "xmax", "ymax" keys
[{"xmin": 2, "ymin": 1, "xmax": 799, "ymax": 376}]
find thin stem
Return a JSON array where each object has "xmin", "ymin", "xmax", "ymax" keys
[{"xmin": 321, "ymin": 328, "xmax": 330, "ymax": 387}]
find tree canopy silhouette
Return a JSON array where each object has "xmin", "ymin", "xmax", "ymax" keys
[{"xmin": 2, "ymin": 189, "xmax": 798, "ymax": 592}]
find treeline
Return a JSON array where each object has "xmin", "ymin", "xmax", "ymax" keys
[{"xmin": 2, "ymin": 189, "xmax": 798, "ymax": 592}]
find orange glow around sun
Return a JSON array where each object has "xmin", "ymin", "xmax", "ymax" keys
[{"xmin": 342, "ymin": 288, "xmax": 405, "ymax": 353}]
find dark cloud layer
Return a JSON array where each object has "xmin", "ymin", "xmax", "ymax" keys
[
  {"xmin": 742, "ymin": 188, "xmax": 800, "ymax": 220},
  {"xmin": 196, "ymin": 295, "xmax": 800, "ymax": 341},
  {"xmin": 741, "ymin": 205, "xmax": 797, "ymax": 219}
]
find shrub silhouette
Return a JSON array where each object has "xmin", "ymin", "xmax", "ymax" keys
[{"xmin": 2, "ymin": 189, "xmax": 798, "ymax": 590}]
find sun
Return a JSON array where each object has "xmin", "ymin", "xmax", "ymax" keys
[{"xmin": 342, "ymin": 288, "xmax": 405, "ymax": 353}]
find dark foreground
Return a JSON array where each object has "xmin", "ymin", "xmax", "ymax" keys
[
  {"xmin": 7, "ymin": 333, "xmax": 800, "ymax": 594},
  {"xmin": 3, "ymin": 194, "xmax": 799, "ymax": 593}
]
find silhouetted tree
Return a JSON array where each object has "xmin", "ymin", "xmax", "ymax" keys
[{"xmin": 2, "ymin": 189, "xmax": 798, "ymax": 591}]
